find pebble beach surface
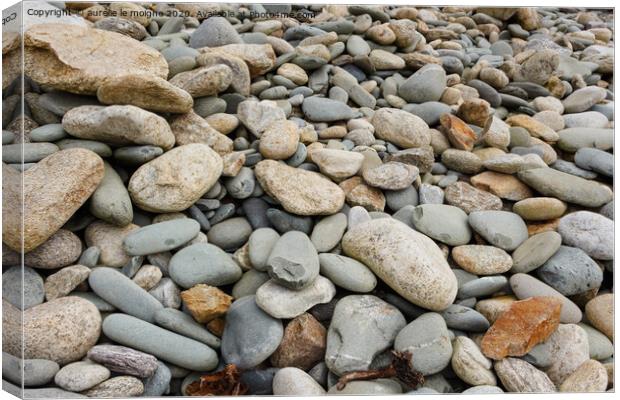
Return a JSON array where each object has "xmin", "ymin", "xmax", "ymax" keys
[{"xmin": 1, "ymin": 3, "xmax": 614, "ymax": 397}]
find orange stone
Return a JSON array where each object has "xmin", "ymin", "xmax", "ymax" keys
[
  {"xmin": 440, "ymin": 113, "xmax": 477, "ymax": 151},
  {"xmin": 339, "ymin": 176, "xmax": 385, "ymax": 212},
  {"xmin": 270, "ymin": 313, "xmax": 326, "ymax": 371},
  {"xmin": 180, "ymin": 284, "xmax": 233, "ymax": 323},
  {"xmin": 527, "ymin": 219, "xmax": 560, "ymax": 236},
  {"xmin": 470, "ymin": 171, "xmax": 533, "ymax": 201},
  {"xmin": 481, "ymin": 296, "xmax": 562, "ymax": 360}
]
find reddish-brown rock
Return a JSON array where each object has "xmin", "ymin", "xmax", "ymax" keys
[
  {"xmin": 440, "ymin": 114, "xmax": 477, "ymax": 151},
  {"xmin": 481, "ymin": 296, "xmax": 562, "ymax": 360},
  {"xmin": 270, "ymin": 313, "xmax": 326, "ymax": 371},
  {"xmin": 180, "ymin": 284, "xmax": 233, "ymax": 323}
]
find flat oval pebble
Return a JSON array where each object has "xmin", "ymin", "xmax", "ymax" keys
[
  {"xmin": 124, "ymin": 219, "xmax": 200, "ymax": 256},
  {"xmin": 452, "ymin": 245, "xmax": 512, "ymax": 275},
  {"xmin": 318, "ymin": 253, "xmax": 377, "ymax": 293},
  {"xmin": 168, "ymin": 243, "xmax": 242, "ymax": 289},
  {"xmin": 511, "ymin": 231, "xmax": 562, "ymax": 273},
  {"xmin": 54, "ymin": 361, "xmax": 110, "ymax": 392},
  {"xmin": 102, "ymin": 313, "xmax": 218, "ymax": 371}
]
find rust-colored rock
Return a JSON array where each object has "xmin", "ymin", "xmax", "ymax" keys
[
  {"xmin": 339, "ymin": 176, "xmax": 386, "ymax": 212},
  {"xmin": 440, "ymin": 114, "xmax": 476, "ymax": 151},
  {"xmin": 471, "ymin": 171, "xmax": 533, "ymax": 201},
  {"xmin": 481, "ymin": 296, "xmax": 562, "ymax": 360},
  {"xmin": 270, "ymin": 313, "xmax": 326, "ymax": 371},
  {"xmin": 180, "ymin": 284, "xmax": 233, "ymax": 323}
]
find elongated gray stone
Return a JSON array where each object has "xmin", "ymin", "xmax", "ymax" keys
[
  {"xmin": 468, "ymin": 211, "xmax": 529, "ymax": 251},
  {"xmin": 154, "ymin": 308, "xmax": 221, "ymax": 349},
  {"xmin": 102, "ymin": 313, "xmax": 218, "ymax": 371},
  {"xmin": 123, "ymin": 219, "xmax": 200, "ymax": 256},
  {"xmin": 168, "ymin": 243, "xmax": 242, "ymax": 289},
  {"xmin": 318, "ymin": 253, "xmax": 377, "ymax": 293},
  {"xmin": 518, "ymin": 168, "xmax": 612, "ymax": 207},
  {"xmin": 89, "ymin": 267, "xmax": 163, "ymax": 322}
]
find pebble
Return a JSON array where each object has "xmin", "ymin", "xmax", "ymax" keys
[
  {"xmin": 451, "ymin": 336, "xmax": 496, "ymax": 386},
  {"xmin": 560, "ymin": 359, "xmax": 608, "ymax": 392},
  {"xmin": 143, "ymin": 362, "xmax": 172, "ymax": 396},
  {"xmin": 255, "ymin": 160, "xmax": 345, "ymax": 215},
  {"xmin": 325, "ymin": 295, "xmax": 406, "ymax": 375},
  {"xmin": 538, "ymin": 246, "xmax": 603, "ymax": 296},
  {"xmin": 82, "ymin": 376, "xmax": 145, "ymax": 397},
  {"xmin": 302, "ymin": 96, "xmax": 356, "ymax": 122},
  {"xmin": 266, "ymin": 231, "xmax": 320, "ymax": 290},
  {"xmin": 154, "ymin": 308, "xmax": 221, "ymax": 349},
  {"xmin": 2, "ymin": 352, "xmax": 59, "ymax": 387},
  {"xmin": 575, "ymin": 148, "xmax": 613, "ymax": 177},
  {"xmin": 23, "ymin": 229, "xmax": 82, "ymax": 270},
  {"xmin": 44, "ymin": 265, "xmax": 91, "ymax": 301},
  {"xmin": 585, "ymin": 294, "xmax": 613, "ymax": 340},
  {"xmin": 256, "ymin": 276, "xmax": 336, "ymax": 319},
  {"xmin": 510, "ymin": 273, "xmax": 582, "ymax": 323},
  {"xmin": 399, "ymin": 64, "xmax": 447, "ymax": 103},
  {"xmin": 372, "ymin": 107, "xmax": 431, "ymax": 148},
  {"xmin": 221, "ymin": 296, "xmax": 283, "ymax": 369},
  {"xmin": 87, "ymin": 344, "xmax": 159, "ymax": 378},
  {"xmin": 103, "ymin": 313, "xmax": 218, "ymax": 371},
  {"xmin": 468, "ymin": 210, "xmax": 528, "ymax": 251},
  {"xmin": 494, "ymin": 357, "xmax": 556, "ymax": 392},
  {"xmin": 394, "ymin": 312, "xmax": 452, "ymax": 376},
  {"xmin": 128, "ymin": 143, "xmax": 223, "ymax": 212},
  {"xmin": 318, "ymin": 253, "xmax": 377, "ymax": 293},
  {"xmin": 3, "ymin": 297, "xmax": 101, "ymax": 365},
  {"xmin": 123, "ymin": 219, "xmax": 200, "ymax": 256},
  {"xmin": 558, "ymin": 211, "xmax": 613, "ymax": 260},
  {"xmin": 168, "ymin": 243, "xmax": 242, "ymax": 289},
  {"xmin": 54, "ymin": 361, "xmax": 110, "ymax": 392},
  {"xmin": 452, "ymin": 245, "xmax": 512, "ymax": 275},
  {"xmin": 3, "ymin": 149, "xmax": 104, "ymax": 253},
  {"xmin": 2, "ymin": 266, "xmax": 44, "ymax": 310},
  {"xmin": 411, "ymin": 204, "xmax": 471, "ymax": 246},
  {"xmin": 328, "ymin": 379, "xmax": 402, "ymax": 394},
  {"xmin": 342, "ymin": 218, "xmax": 457, "ymax": 311},
  {"xmin": 440, "ymin": 304, "xmax": 490, "ymax": 332},
  {"xmin": 272, "ymin": 368, "xmax": 326, "ymax": 395},
  {"xmin": 270, "ymin": 313, "xmax": 326, "ymax": 370},
  {"xmin": 511, "ymin": 231, "xmax": 563, "ymax": 273},
  {"xmin": 513, "ymin": 197, "xmax": 567, "ymax": 221},
  {"xmin": 518, "ymin": 167, "xmax": 612, "ymax": 208}
]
